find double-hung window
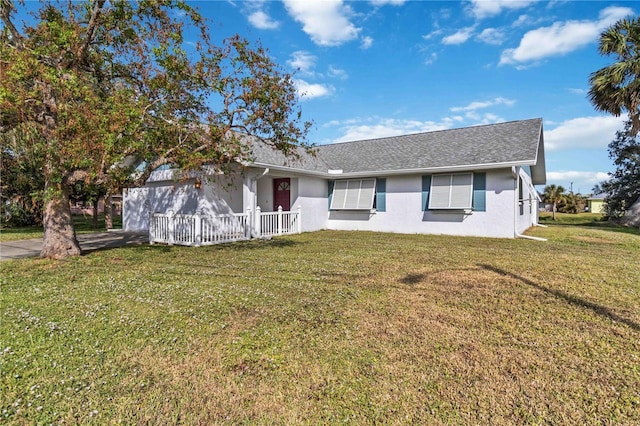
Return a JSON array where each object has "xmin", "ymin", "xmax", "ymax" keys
[
  {"xmin": 427, "ymin": 173, "xmax": 474, "ymax": 210},
  {"xmin": 330, "ymin": 178, "xmax": 377, "ymax": 210}
]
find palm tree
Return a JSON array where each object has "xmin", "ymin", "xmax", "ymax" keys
[
  {"xmin": 588, "ymin": 16, "xmax": 640, "ymax": 135},
  {"xmin": 543, "ymin": 184, "xmax": 566, "ymax": 221}
]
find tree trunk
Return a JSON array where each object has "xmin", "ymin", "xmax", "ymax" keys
[
  {"xmin": 92, "ymin": 198, "xmax": 99, "ymax": 229},
  {"xmin": 552, "ymin": 202, "xmax": 557, "ymax": 221},
  {"xmin": 104, "ymin": 193, "xmax": 113, "ymax": 230},
  {"xmin": 41, "ymin": 184, "xmax": 82, "ymax": 259}
]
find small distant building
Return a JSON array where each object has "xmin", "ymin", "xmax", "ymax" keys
[{"xmin": 586, "ymin": 194, "xmax": 606, "ymax": 214}]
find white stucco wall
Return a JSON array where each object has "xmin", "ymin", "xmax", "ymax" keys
[
  {"xmin": 125, "ymin": 166, "xmax": 531, "ymax": 238},
  {"xmin": 123, "ymin": 171, "xmax": 243, "ymax": 231},
  {"xmin": 292, "ymin": 176, "xmax": 329, "ymax": 233},
  {"xmin": 327, "ymin": 169, "xmax": 518, "ymax": 238},
  {"xmin": 256, "ymin": 174, "xmax": 328, "ymax": 233},
  {"xmin": 515, "ymin": 167, "xmax": 539, "ymax": 235}
]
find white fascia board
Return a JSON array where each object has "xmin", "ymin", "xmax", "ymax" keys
[
  {"xmin": 250, "ymin": 162, "xmax": 330, "ymax": 177},
  {"xmin": 250, "ymin": 159, "xmax": 538, "ymax": 179},
  {"xmin": 530, "ymin": 129, "xmax": 547, "ymax": 185},
  {"xmin": 323, "ymin": 160, "xmax": 536, "ymax": 179}
]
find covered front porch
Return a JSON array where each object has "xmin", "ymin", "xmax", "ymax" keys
[
  {"xmin": 148, "ymin": 205, "xmax": 302, "ymax": 246},
  {"xmin": 122, "ymin": 166, "xmax": 324, "ymax": 246}
]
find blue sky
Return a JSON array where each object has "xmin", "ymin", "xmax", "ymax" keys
[
  {"xmin": 12, "ymin": 1, "xmax": 636, "ymax": 194},
  {"xmin": 193, "ymin": 0, "xmax": 635, "ymax": 194}
]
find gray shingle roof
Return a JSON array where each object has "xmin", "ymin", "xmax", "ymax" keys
[
  {"xmin": 249, "ymin": 118, "xmax": 545, "ymax": 183},
  {"xmin": 247, "ymin": 135, "xmax": 330, "ymax": 173}
]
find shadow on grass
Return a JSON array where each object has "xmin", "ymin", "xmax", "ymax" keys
[
  {"xmin": 82, "ymin": 234, "xmax": 301, "ymax": 257},
  {"xmin": 540, "ymin": 216, "xmax": 639, "ymax": 236},
  {"xmin": 399, "ymin": 273, "xmax": 427, "ymax": 286},
  {"xmin": 576, "ymin": 223, "xmax": 640, "ymax": 236},
  {"xmin": 478, "ymin": 264, "xmax": 640, "ymax": 332},
  {"xmin": 220, "ymin": 237, "xmax": 300, "ymax": 250},
  {"xmin": 124, "ymin": 236, "xmax": 300, "ymax": 252},
  {"xmin": 79, "ymin": 233, "xmax": 149, "ymax": 256}
]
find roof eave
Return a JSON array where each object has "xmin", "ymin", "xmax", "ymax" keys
[
  {"xmin": 251, "ymin": 159, "xmax": 538, "ymax": 178},
  {"xmin": 530, "ymin": 124, "xmax": 547, "ymax": 186}
]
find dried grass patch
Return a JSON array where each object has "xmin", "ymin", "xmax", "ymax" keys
[{"xmin": 2, "ymin": 228, "xmax": 639, "ymax": 424}]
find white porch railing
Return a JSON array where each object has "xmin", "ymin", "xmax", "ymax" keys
[
  {"xmin": 255, "ymin": 206, "xmax": 302, "ymax": 237},
  {"xmin": 149, "ymin": 206, "xmax": 301, "ymax": 246}
]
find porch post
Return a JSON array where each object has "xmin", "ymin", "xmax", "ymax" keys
[
  {"xmin": 277, "ymin": 205, "xmax": 283, "ymax": 235},
  {"xmin": 194, "ymin": 210, "xmax": 202, "ymax": 247},
  {"xmin": 297, "ymin": 205, "xmax": 302, "ymax": 234},
  {"xmin": 148, "ymin": 211, "xmax": 155, "ymax": 245},
  {"xmin": 255, "ymin": 206, "xmax": 262, "ymax": 237},
  {"xmin": 167, "ymin": 210, "xmax": 175, "ymax": 246},
  {"xmin": 245, "ymin": 207, "xmax": 250, "ymax": 238}
]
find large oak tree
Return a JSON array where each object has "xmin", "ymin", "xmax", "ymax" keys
[{"xmin": 1, "ymin": 0, "xmax": 311, "ymax": 258}]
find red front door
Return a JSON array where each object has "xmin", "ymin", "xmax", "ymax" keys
[{"xmin": 273, "ymin": 178, "xmax": 291, "ymax": 211}]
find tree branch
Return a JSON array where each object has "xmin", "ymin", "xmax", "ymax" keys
[
  {"xmin": 77, "ymin": 0, "xmax": 106, "ymax": 63},
  {"xmin": 0, "ymin": 0, "xmax": 24, "ymax": 49}
]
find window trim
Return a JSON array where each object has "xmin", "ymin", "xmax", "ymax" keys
[{"xmin": 427, "ymin": 172, "xmax": 474, "ymax": 210}]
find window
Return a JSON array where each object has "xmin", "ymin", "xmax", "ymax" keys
[
  {"xmin": 428, "ymin": 173, "xmax": 473, "ymax": 210},
  {"xmin": 519, "ymin": 177, "xmax": 524, "ymax": 216},
  {"xmin": 330, "ymin": 178, "xmax": 376, "ymax": 210},
  {"xmin": 422, "ymin": 172, "xmax": 487, "ymax": 212}
]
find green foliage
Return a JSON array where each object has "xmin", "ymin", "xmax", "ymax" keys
[
  {"xmin": 542, "ymin": 184, "xmax": 567, "ymax": 220},
  {"xmin": 595, "ymin": 120, "xmax": 640, "ymax": 218},
  {"xmin": 0, "ymin": 0, "xmax": 311, "ymax": 257},
  {"xmin": 588, "ymin": 15, "xmax": 640, "ymax": 134},
  {"xmin": 0, "ymin": 143, "xmax": 44, "ymax": 227},
  {"xmin": 557, "ymin": 192, "xmax": 587, "ymax": 214},
  {"xmin": 542, "ymin": 186, "xmax": 588, "ymax": 216}
]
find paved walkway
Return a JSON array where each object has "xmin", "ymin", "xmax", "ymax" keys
[{"xmin": 0, "ymin": 231, "xmax": 148, "ymax": 261}]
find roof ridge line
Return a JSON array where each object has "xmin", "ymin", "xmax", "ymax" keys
[{"xmin": 317, "ymin": 117, "xmax": 543, "ymax": 147}]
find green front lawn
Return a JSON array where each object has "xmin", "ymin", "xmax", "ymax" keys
[{"xmin": 1, "ymin": 226, "xmax": 639, "ymax": 424}]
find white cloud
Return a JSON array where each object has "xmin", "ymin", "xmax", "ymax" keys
[
  {"xmin": 512, "ymin": 14, "xmax": 531, "ymax": 27},
  {"xmin": 283, "ymin": 0, "xmax": 360, "ymax": 46},
  {"xmin": 499, "ymin": 6, "xmax": 634, "ymax": 66},
  {"xmin": 476, "ymin": 28, "xmax": 506, "ymax": 45},
  {"xmin": 450, "ymin": 97, "xmax": 515, "ymax": 112},
  {"xmin": 422, "ymin": 29, "xmax": 443, "ymax": 40},
  {"xmin": 361, "ymin": 36, "xmax": 374, "ymax": 49},
  {"xmin": 468, "ymin": 0, "xmax": 536, "ymax": 20},
  {"xmin": 294, "ymin": 79, "xmax": 334, "ymax": 100},
  {"xmin": 370, "ymin": 0, "xmax": 406, "ymax": 5},
  {"xmin": 248, "ymin": 10, "xmax": 280, "ymax": 30},
  {"xmin": 545, "ymin": 115, "xmax": 626, "ymax": 151},
  {"xmin": 424, "ymin": 52, "xmax": 438, "ymax": 65},
  {"xmin": 328, "ymin": 65, "xmax": 348, "ymax": 80},
  {"xmin": 568, "ymin": 88, "xmax": 586, "ymax": 95},
  {"xmin": 464, "ymin": 112, "xmax": 504, "ymax": 124},
  {"xmin": 511, "ymin": 14, "xmax": 544, "ymax": 28},
  {"xmin": 545, "ymin": 171, "xmax": 610, "ymax": 193},
  {"xmin": 442, "ymin": 26, "xmax": 476, "ymax": 45},
  {"xmin": 329, "ymin": 117, "xmax": 467, "ymax": 143},
  {"xmin": 547, "ymin": 170, "xmax": 609, "ymax": 183},
  {"xmin": 287, "ymin": 51, "xmax": 317, "ymax": 75}
]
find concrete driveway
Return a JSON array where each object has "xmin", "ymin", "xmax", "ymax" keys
[{"xmin": 0, "ymin": 231, "xmax": 148, "ymax": 261}]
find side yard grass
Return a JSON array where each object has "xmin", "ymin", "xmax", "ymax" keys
[
  {"xmin": 1, "ymin": 225, "xmax": 639, "ymax": 424},
  {"xmin": 0, "ymin": 215, "xmax": 122, "ymax": 242}
]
